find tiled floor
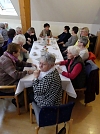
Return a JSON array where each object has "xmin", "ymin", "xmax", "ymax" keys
[{"xmin": 0, "ymin": 59, "xmax": 100, "ymax": 134}]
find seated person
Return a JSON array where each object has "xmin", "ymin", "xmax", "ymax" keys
[
  {"xmin": 16, "ymin": 27, "xmax": 23, "ymax": 35},
  {"xmin": 39, "ymin": 23, "xmax": 52, "ymax": 38},
  {"xmin": 77, "ymin": 36, "xmax": 89, "ymax": 61},
  {"xmin": 0, "ymin": 43, "xmax": 36, "ymax": 94},
  {"xmin": 2, "ymin": 29, "xmax": 16, "ymax": 52},
  {"xmin": 24, "ymin": 27, "xmax": 37, "ymax": 51},
  {"xmin": 62, "ymin": 26, "xmax": 78, "ymax": 52},
  {"xmin": 56, "ymin": 26, "xmax": 71, "ymax": 45},
  {"xmin": 74, "ymin": 27, "xmax": 90, "ymax": 48},
  {"xmin": 29, "ymin": 53, "xmax": 62, "ymax": 108},
  {"xmin": 0, "ymin": 34, "xmax": 4, "ymax": 56},
  {"xmin": 56, "ymin": 46, "xmax": 86, "ymax": 89},
  {"xmin": 12, "ymin": 34, "xmax": 29, "ymax": 62},
  {"xmin": 0, "ymin": 23, "xmax": 8, "ymax": 47}
]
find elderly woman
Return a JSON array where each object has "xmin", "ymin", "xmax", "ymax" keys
[
  {"xmin": 40, "ymin": 23, "xmax": 52, "ymax": 38},
  {"xmin": 75, "ymin": 27, "xmax": 90, "ymax": 48},
  {"xmin": 0, "ymin": 43, "xmax": 36, "ymax": 93},
  {"xmin": 56, "ymin": 46, "xmax": 86, "ymax": 89},
  {"xmin": 12, "ymin": 34, "xmax": 29, "ymax": 61},
  {"xmin": 29, "ymin": 53, "xmax": 62, "ymax": 108},
  {"xmin": 24, "ymin": 27, "xmax": 37, "ymax": 51},
  {"xmin": 0, "ymin": 34, "xmax": 4, "ymax": 56},
  {"xmin": 16, "ymin": 27, "xmax": 23, "ymax": 35},
  {"xmin": 77, "ymin": 36, "xmax": 89, "ymax": 61},
  {"xmin": 0, "ymin": 23, "xmax": 8, "ymax": 46}
]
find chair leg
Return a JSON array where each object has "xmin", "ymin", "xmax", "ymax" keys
[
  {"xmin": 30, "ymin": 103, "xmax": 33, "ymax": 123},
  {"xmin": 35, "ymin": 126, "xmax": 40, "ymax": 134},
  {"xmin": 24, "ymin": 88, "xmax": 28, "ymax": 112},
  {"xmin": 85, "ymin": 103, "xmax": 87, "ymax": 106},
  {"xmin": 62, "ymin": 90, "xmax": 67, "ymax": 104},
  {"xmin": 15, "ymin": 96, "xmax": 20, "ymax": 115},
  {"xmin": 67, "ymin": 119, "xmax": 73, "ymax": 134}
]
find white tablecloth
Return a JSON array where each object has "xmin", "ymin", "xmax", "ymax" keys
[{"xmin": 15, "ymin": 39, "xmax": 77, "ymax": 98}]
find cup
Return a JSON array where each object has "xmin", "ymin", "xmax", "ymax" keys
[{"xmin": 33, "ymin": 52, "xmax": 37, "ymax": 56}]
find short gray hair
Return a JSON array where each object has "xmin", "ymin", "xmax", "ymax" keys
[
  {"xmin": 41, "ymin": 52, "xmax": 56, "ymax": 65},
  {"xmin": 67, "ymin": 46, "xmax": 80, "ymax": 56},
  {"xmin": 12, "ymin": 34, "xmax": 26, "ymax": 45},
  {"xmin": 0, "ymin": 23, "xmax": 5, "ymax": 29},
  {"xmin": 16, "ymin": 27, "xmax": 22, "ymax": 33},
  {"xmin": 79, "ymin": 36, "xmax": 88, "ymax": 47}
]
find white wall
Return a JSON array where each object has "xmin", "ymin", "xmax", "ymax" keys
[{"xmin": 0, "ymin": 18, "xmax": 100, "ymax": 37}]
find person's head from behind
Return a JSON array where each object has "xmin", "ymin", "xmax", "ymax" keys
[
  {"xmin": 27, "ymin": 27, "xmax": 36, "ymax": 35},
  {"xmin": 7, "ymin": 43, "xmax": 20, "ymax": 58},
  {"xmin": 67, "ymin": 46, "xmax": 80, "ymax": 59},
  {"xmin": 8, "ymin": 29, "xmax": 16, "ymax": 39},
  {"xmin": 64, "ymin": 26, "xmax": 70, "ymax": 33},
  {"xmin": 12, "ymin": 34, "xmax": 26, "ymax": 47},
  {"xmin": 78, "ymin": 36, "xmax": 88, "ymax": 49},
  {"xmin": 44, "ymin": 23, "xmax": 50, "ymax": 31},
  {"xmin": 80, "ymin": 27, "xmax": 89, "ymax": 37},
  {"xmin": 72, "ymin": 26, "xmax": 79, "ymax": 34},
  {"xmin": 0, "ymin": 23, "xmax": 5, "ymax": 29},
  {"xmin": 39, "ymin": 53, "xmax": 56, "ymax": 72},
  {"xmin": 16, "ymin": 27, "xmax": 22, "ymax": 35}
]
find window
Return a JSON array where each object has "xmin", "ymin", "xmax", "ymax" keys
[{"xmin": 0, "ymin": 0, "xmax": 18, "ymax": 16}]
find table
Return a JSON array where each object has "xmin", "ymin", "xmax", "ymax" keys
[{"xmin": 15, "ymin": 38, "xmax": 77, "ymax": 109}]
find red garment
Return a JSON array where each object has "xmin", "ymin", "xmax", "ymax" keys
[{"xmin": 60, "ymin": 60, "xmax": 82, "ymax": 79}]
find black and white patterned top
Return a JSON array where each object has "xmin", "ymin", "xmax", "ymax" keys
[{"xmin": 33, "ymin": 69, "xmax": 62, "ymax": 107}]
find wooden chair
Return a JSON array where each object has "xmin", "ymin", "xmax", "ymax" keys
[
  {"xmin": 30, "ymin": 102, "xmax": 75, "ymax": 134},
  {"xmin": 0, "ymin": 85, "xmax": 20, "ymax": 115}
]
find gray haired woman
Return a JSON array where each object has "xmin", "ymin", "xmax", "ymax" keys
[
  {"xmin": 56, "ymin": 46, "xmax": 86, "ymax": 89},
  {"xmin": 29, "ymin": 52, "xmax": 63, "ymax": 108},
  {"xmin": 12, "ymin": 34, "xmax": 29, "ymax": 61}
]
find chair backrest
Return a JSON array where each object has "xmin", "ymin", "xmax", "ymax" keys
[
  {"xmin": 39, "ymin": 102, "xmax": 75, "ymax": 127},
  {"xmin": 88, "ymin": 52, "xmax": 96, "ymax": 63}
]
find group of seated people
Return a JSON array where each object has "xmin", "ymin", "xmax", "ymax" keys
[{"xmin": 0, "ymin": 22, "xmax": 94, "ymax": 109}]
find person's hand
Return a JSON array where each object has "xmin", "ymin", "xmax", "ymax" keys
[
  {"xmin": 33, "ymin": 70, "xmax": 40, "ymax": 78},
  {"xmin": 27, "ymin": 70, "xmax": 33, "ymax": 75},
  {"xmin": 30, "ymin": 33, "xmax": 34, "ymax": 36},
  {"xmin": 27, "ymin": 38, "xmax": 31, "ymax": 42},
  {"xmin": 32, "ymin": 64, "xmax": 37, "ymax": 69},
  {"xmin": 55, "ymin": 62, "xmax": 61, "ymax": 65},
  {"xmin": 56, "ymin": 66, "xmax": 63, "ymax": 74},
  {"xmin": 63, "ymin": 44, "xmax": 66, "ymax": 47},
  {"xmin": 21, "ymin": 47, "xmax": 28, "ymax": 53},
  {"xmin": 27, "ymin": 41, "xmax": 31, "ymax": 45}
]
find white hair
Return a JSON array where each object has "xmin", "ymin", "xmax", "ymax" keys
[
  {"xmin": 67, "ymin": 46, "xmax": 80, "ymax": 56},
  {"xmin": 12, "ymin": 34, "xmax": 26, "ymax": 45},
  {"xmin": 16, "ymin": 27, "xmax": 22, "ymax": 32},
  {"xmin": 41, "ymin": 52, "xmax": 56, "ymax": 65}
]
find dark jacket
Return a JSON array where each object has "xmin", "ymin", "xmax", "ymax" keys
[
  {"xmin": 24, "ymin": 32, "xmax": 37, "ymax": 50},
  {"xmin": 57, "ymin": 32, "xmax": 71, "ymax": 44},
  {"xmin": 67, "ymin": 56, "xmax": 86, "ymax": 89},
  {"xmin": 84, "ymin": 60, "xmax": 99, "ymax": 103}
]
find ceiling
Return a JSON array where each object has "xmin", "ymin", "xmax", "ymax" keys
[{"xmin": 0, "ymin": 0, "xmax": 100, "ymax": 24}]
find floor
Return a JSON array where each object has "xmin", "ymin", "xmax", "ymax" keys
[{"xmin": 0, "ymin": 59, "xmax": 100, "ymax": 134}]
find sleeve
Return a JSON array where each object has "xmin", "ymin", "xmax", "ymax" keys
[
  {"xmin": 23, "ymin": 51, "xmax": 29, "ymax": 59},
  {"xmin": 50, "ymin": 31, "xmax": 53, "ymax": 38},
  {"xmin": 33, "ymin": 34, "xmax": 37, "ymax": 41},
  {"xmin": 39, "ymin": 30, "xmax": 43, "ymax": 37},
  {"xmin": 62, "ymin": 63, "xmax": 82, "ymax": 79},
  {"xmin": 16, "ymin": 60, "xmax": 32, "ymax": 67},
  {"xmin": 3, "ymin": 59, "xmax": 27, "ymax": 80},
  {"xmin": 65, "ymin": 36, "xmax": 78, "ymax": 47},
  {"xmin": 60, "ymin": 60, "xmax": 68, "ymax": 65}
]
